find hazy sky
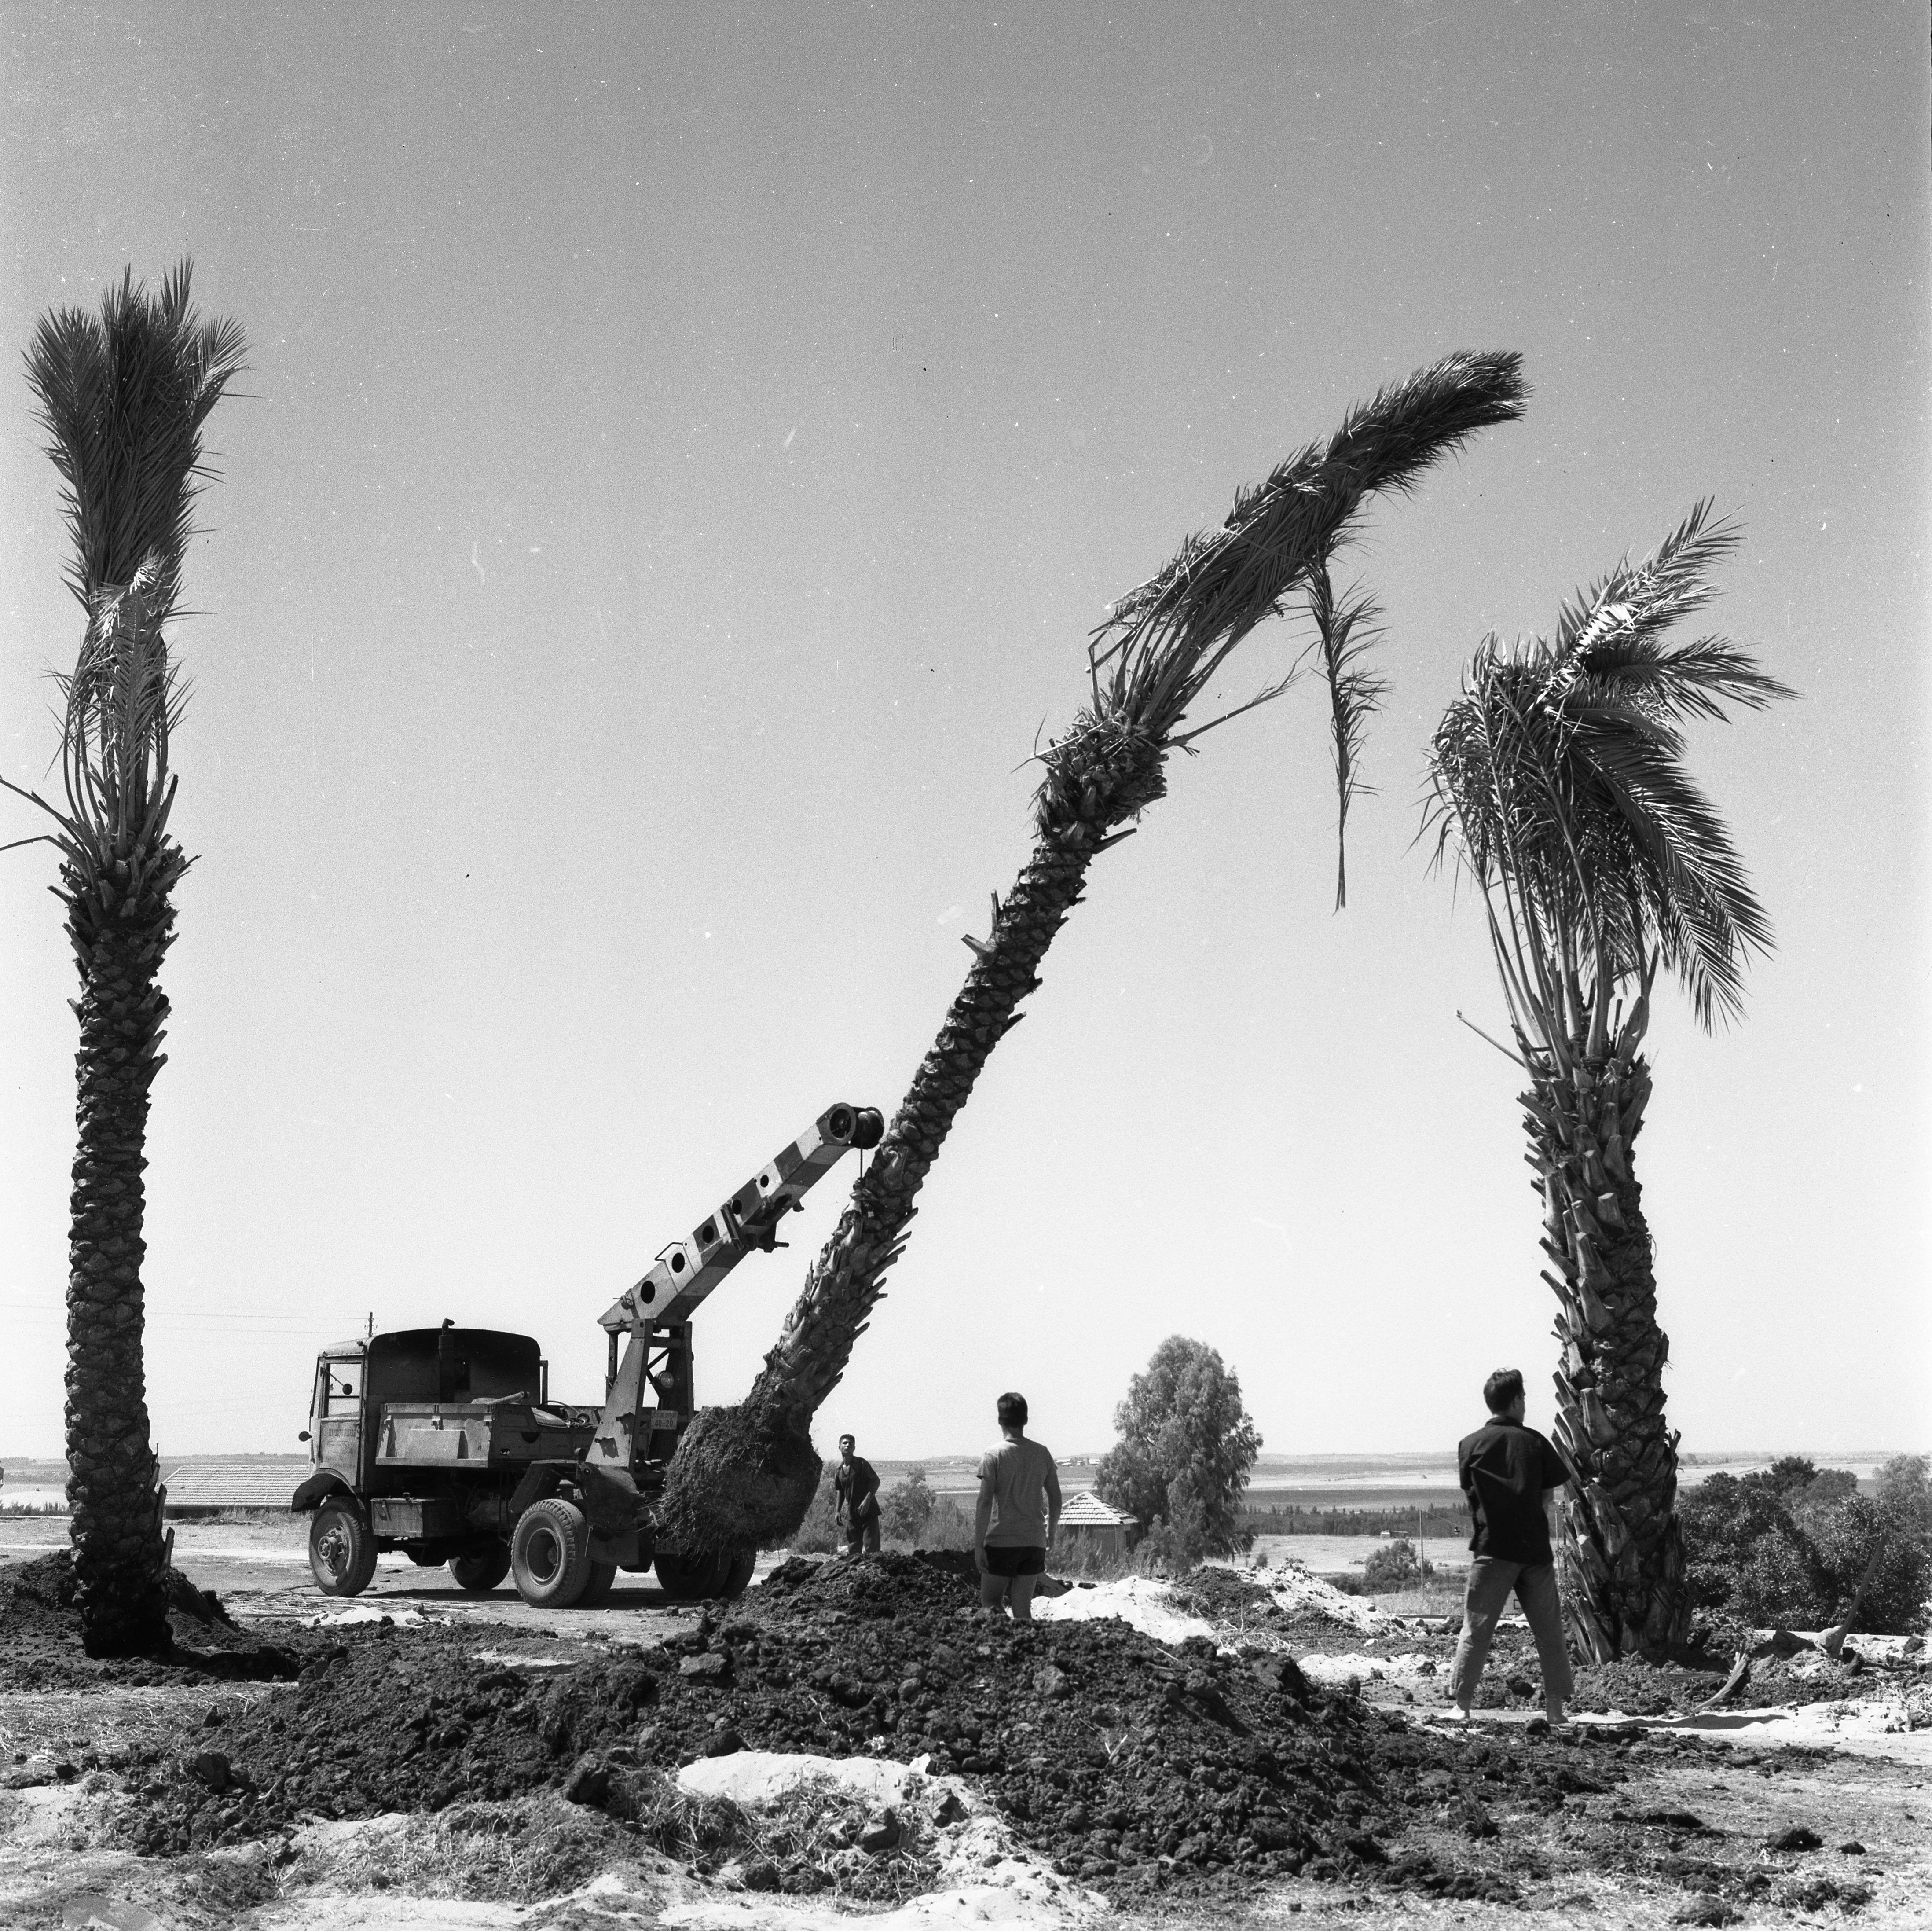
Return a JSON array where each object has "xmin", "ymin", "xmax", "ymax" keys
[{"xmin": 1, "ymin": 3, "xmax": 1925, "ymax": 1466}]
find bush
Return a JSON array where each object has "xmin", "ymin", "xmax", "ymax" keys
[
  {"xmin": 1810, "ymin": 1495, "xmax": 1932, "ymax": 1633},
  {"xmin": 915, "ymin": 1496, "xmax": 975, "ymax": 1553},
  {"xmin": 787, "ymin": 1468, "xmax": 842, "ymax": 1554},
  {"xmin": 1131, "ymin": 1505, "xmax": 1213, "ymax": 1575},
  {"xmin": 880, "ymin": 1470, "xmax": 935, "ymax": 1545},
  {"xmin": 1680, "ymin": 1466, "xmax": 1932, "ymax": 1633},
  {"xmin": 1361, "ymin": 1537, "xmax": 1434, "ymax": 1592}
]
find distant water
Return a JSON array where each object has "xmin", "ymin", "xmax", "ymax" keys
[{"xmin": 0, "ymin": 1485, "xmax": 69, "ymax": 1511}]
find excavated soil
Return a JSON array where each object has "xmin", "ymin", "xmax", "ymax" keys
[
  {"xmin": 0, "ymin": 1551, "xmax": 306, "ymax": 1689},
  {"xmin": 107, "ymin": 1552, "xmax": 1647, "ymax": 1906}
]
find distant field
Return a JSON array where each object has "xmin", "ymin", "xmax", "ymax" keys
[{"xmin": 1254, "ymin": 1533, "xmax": 1468, "ymax": 1577}]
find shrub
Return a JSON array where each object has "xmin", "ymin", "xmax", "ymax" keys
[
  {"xmin": 880, "ymin": 1470, "xmax": 935, "ymax": 1546},
  {"xmin": 1361, "ymin": 1537, "xmax": 1434, "ymax": 1592},
  {"xmin": 916, "ymin": 1496, "xmax": 975, "ymax": 1553},
  {"xmin": 1810, "ymin": 1495, "xmax": 1932, "ymax": 1633},
  {"xmin": 787, "ymin": 1468, "xmax": 841, "ymax": 1554},
  {"xmin": 1680, "ymin": 1466, "xmax": 1932, "ymax": 1633}
]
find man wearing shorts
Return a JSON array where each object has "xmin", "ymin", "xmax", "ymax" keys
[
  {"xmin": 975, "ymin": 1391, "xmax": 1061, "ymax": 1621},
  {"xmin": 1448, "ymin": 1368, "xmax": 1577, "ymax": 1725}
]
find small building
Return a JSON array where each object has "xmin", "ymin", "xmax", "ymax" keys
[
  {"xmin": 161, "ymin": 1457, "xmax": 312, "ymax": 1519},
  {"xmin": 1058, "ymin": 1489, "xmax": 1133, "ymax": 1556}
]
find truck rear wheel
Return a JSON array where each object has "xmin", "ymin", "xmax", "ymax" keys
[
  {"xmin": 309, "ymin": 1501, "xmax": 377, "ymax": 1597},
  {"xmin": 449, "ymin": 1543, "xmax": 512, "ymax": 1593},
  {"xmin": 654, "ymin": 1549, "xmax": 755, "ymax": 1602},
  {"xmin": 511, "ymin": 1498, "xmax": 592, "ymax": 1607},
  {"xmin": 578, "ymin": 1560, "xmax": 618, "ymax": 1607}
]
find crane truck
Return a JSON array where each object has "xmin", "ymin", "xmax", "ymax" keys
[{"xmin": 290, "ymin": 1101, "xmax": 884, "ymax": 1606}]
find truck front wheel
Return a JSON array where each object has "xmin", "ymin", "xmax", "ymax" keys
[
  {"xmin": 309, "ymin": 1501, "xmax": 378, "ymax": 1597},
  {"xmin": 449, "ymin": 1543, "xmax": 512, "ymax": 1593},
  {"xmin": 511, "ymin": 1498, "xmax": 593, "ymax": 1607}
]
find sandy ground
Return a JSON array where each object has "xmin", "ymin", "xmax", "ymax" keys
[
  {"xmin": 0, "ymin": 1516, "xmax": 794, "ymax": 1645},
  {"xmin": 4, "ymin": 1533, "xmax": 1929, "ymax": 1929}
]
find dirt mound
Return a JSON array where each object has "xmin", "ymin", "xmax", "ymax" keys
[
  {"xmin": 756, "ymin": 1549, "xmax": 974, "ymax": 1615},
  {"xmin": 120, "ymin": 1553, "xmax": 1632, "ymax": 1905},
  {"xmin": 1571, "ymin": 1648, "xmax": 1910, "ymax": 1716},
  {"xmin": 0, "ymin": 1551, "xmax": 301, "ymax": 1689}
]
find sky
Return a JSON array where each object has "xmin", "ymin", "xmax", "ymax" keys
[{"xmin": 0, "ymin": 2, "xmax": 1925, "ymax": 1468}]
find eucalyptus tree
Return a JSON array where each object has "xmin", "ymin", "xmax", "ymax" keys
[
  {"xmin": 1424, "ymin": 505, "xmax": 1791, "ymax": 1659},
  {"xmin": 7, "ymin": 264, "xmax": 246, "ymax": 1656},
  {"xmin": 659, "ymin": 349, "xmax": 1529, "ymax": 1554}
]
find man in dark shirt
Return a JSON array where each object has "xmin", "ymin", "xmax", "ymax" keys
[
  {"xmin": 832, "ymin": 1434, "xmax": 881, "ymax": 1556},
  {"xmin": 1448, "ymin": 1368, "xmax": 1576, "ymax": 1725}
]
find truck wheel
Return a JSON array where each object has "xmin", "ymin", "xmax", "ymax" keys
[
  {"xmin": 654, "ymin": 1549, "xmax": 754, "ymax": 1601},
  {"xmin": 309, "ymin": 1501, "xmax": 377, "ymax": 1597},
  {"xmin": 578, "ymin": 1560, "xmax": 618, "ymax": 1608},
  {"xmin": 511, "ymin": 1498, "xmax": 592, "ymax": 1607},
  {"xmin": 449, "ymin": 1543, "xmax": 512, "ymax": 1593}
]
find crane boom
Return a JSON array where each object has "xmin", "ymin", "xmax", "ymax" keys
[{"xmin": 585, "ymin": 1101, "xmax": 882, "ymax": 1478}]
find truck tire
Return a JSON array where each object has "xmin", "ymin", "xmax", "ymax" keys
[
  {"xmin": 511, "ymin": 1498, "xmax": 593, "ymax": 1607},
  {"xmin": 449, "ymin": 1543, "xmax": 512, "ymax": 1593},
  {"xmin": 654, "ymin": 1549, "xmax": 755, "ymax": 1602},
  {"xmin": 309, "ymin": 1501, "xmax": 378, "ymax": 1597},
  {"xmin": 578, "ymin": 1560, "xmax": 618, "ymax": 1607}
]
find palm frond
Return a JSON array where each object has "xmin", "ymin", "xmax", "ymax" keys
[
  {"xmin": 1090, "ymin": 350, "xmax": 1528, "ymax": 748},
  {"xmin": 24, "ymin": 259, "xmax": 248, "ymax": 626},
  {"xmin": 1425, "ymin": 506, "xmax": 1788, "ymax": 1044},
  {"xmin": 18, "ymin": 262, "xmax": 246, "ymax": 869},
  {"xmin": 1307, "ymin": 556, "xmax": 1388, "ymax": 910}
]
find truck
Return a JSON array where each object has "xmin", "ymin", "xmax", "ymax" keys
[{"xmin": 290, "ymin": 1101, "xmax": 884, "ymax": 1605}]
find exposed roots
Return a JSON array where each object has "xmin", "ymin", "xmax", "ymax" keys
[{"xmin": 653, "ymin": 1402, "xmax": 821, "ymax": 1554}]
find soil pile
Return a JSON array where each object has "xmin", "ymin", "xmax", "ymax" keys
[
  {"xmin": 1571, "ymin": 1647, "xmax": 1919, "ymax": 1716},
  {"xmin": 121, "ymin": 1552, "xmax": 1631, "ymax": 1905},
  {"xmin": 0, "ymin": 1551, "xmax": 302, "ymax": 1688}
]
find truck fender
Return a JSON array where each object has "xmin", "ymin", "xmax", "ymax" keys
[
  {"xmin": 291, "ymin": 1470, "xmax": 357, "ymax": 1515},
  {"xmin": 506, "ymin": 1462, "xmax": 566, "ymax": 1520}
]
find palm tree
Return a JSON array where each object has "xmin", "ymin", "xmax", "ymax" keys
[
  {"xmin": 6, "ymin": 264, "xmax": 246, "ymax": 1656},
  {"xmin": 657, "ymin": 349, "xmax": 1529, "ymax": 1553},
  {"xmin": 1423, "ymin": 504, "xmax": 1791, "ymax": 1659}
]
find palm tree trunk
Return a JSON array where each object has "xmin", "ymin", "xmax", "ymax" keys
[
  {"xmin": 1527, "ymin": 1025, "xmax": 1687, "ymax": 1660},
  {"xmin": 63, "ymin": 855, "xmax": 176, "ymax": 1658},
  {"xmin": 655, "ymin": 725, "xmax": 1166, "ymax": 1552}
]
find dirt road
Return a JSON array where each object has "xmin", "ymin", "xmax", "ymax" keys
[{"xmin": 0, "ymin": 1516, "xmax": 787, "ymax": 1645}]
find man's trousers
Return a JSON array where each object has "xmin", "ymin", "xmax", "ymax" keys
[{"xmin": 1448, "ymin": 1557, "xmax": 1576, "ymax": 1708}]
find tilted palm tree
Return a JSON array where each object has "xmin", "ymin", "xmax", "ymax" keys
[
  {"xmin": 6, "ymin": 264, "xmax": 246, "ymax": 1656},
  {"xmin": 657, "ymin": 349, "xmax": 1529, "ymax": 1553},
  {"xmin": 1423, "ymin": 504, "xmax": 1791, "ymax": 1659}
]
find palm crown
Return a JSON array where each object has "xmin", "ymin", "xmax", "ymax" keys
[{"xmin": 1426, "ymin": 503, "xmax": 1794, "ymax": 1044}]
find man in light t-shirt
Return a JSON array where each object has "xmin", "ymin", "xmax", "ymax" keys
[{"xmin": 975, "ymin": 1391, "xmax": 1062, "ymax": 1621}]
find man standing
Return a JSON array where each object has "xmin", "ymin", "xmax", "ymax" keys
[
  {"xmin": 975, "ymin": 1392, "xmax": 1061, "ymax": 1621},
  {"xmin": 832, "ymin": 1434, "xmax": 881, "ymax": 1556},
  {"xmin": 1448, "ymin": 1368, "xmax": 1576, "ymax": 1725}
]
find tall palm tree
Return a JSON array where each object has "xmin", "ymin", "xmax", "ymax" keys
[
  {"xmin": 6, "ymin": 264, "xmax": 246, "ymax": 1656},
  {"xmin": 1424, "ymin": 505, "xmax": 1791, "ymax": 1659},
  {"xmin": 658, "ymin": 349, "xmax": 1529, "ymax": 1553}
]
